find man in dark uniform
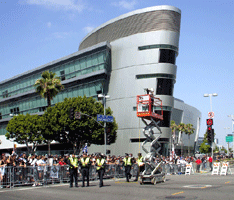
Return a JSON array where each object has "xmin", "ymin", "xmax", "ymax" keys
[
  {"xmin": 123, "ymin": 153, "xmax": 133, "ymax": 182},
  {"xmin": 96, "ymin": 153, "xmax": 106, "ymax": 187},
  {"xmin": 134, "ymin": 153, "xmax": 145, "ymax": 181},
  {"xmin": 68, "ymin": 153, "xmax": 79, "ymax": 188},
  {"xmin": 79, "ymin": 153, "xmax": 91, "ymax": 187}
]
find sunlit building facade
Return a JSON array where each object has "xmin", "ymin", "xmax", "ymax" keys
[{"xmin": 0, "ymin": 5, "xmax": 201, "ymax": 156}]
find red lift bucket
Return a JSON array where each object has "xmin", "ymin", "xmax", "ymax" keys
[{"xmin": 136, "ymin": 94, "xmax": 163, "ymax": 121}]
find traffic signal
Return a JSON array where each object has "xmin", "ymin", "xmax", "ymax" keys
[
  {"xmin": 207, "ymin": 126, "xmax": 212, "ymax": 144},
  {"xmin": 206, "ymin": 119, "xmax": 213, "ymax": 126},
  {"xmin": 69, "ymin": 107, "xmax": 74, "ymax": 119}
]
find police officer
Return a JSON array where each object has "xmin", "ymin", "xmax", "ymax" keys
[
  {"xmin": 68, "ymin": 153, "xmax": 79, "ymax": 188},
  {"xmin": 134, "ymin": 153, "xmax": 144, "ymax": 181},
  {"xmin": 79, "ymin": 152, "xmax": 91, "ymax": 187},
  {"xmin": 96, "ymin": 153, "xmax": 106, "ymax": 187},
  {"xmin": 123, "ymin": 153, "xmax": 133, "ymax": 182}
]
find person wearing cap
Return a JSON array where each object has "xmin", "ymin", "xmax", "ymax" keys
[
  {"xmin": 96, "ymin": 154, "xmax": 106, "ymax": 187},
  {"xmin": 79, "ymin": 152, "xmax": 91, "ymax": 187},
  {"xmin": 134, "ymin": 153, "xmax": 144, "ymax": 181},
  {"xmin": 123, "ymin": 153, "xmax": 133, "ymax": 182},
  {"xmin": 68, "ymin": 153, "xmax": 79, "ymax": 188}
]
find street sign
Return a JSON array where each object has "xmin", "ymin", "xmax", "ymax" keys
[
  {"xmin": 97, "ymin": 114, "xmax": 114, "ymax": 122},
  {"xmin": 226, "ymin": 135, "xmax": 233, "ymax": 142},
  {"xmin": 208, "ymin": 112, "xmax": 214, "ymax": 118}
]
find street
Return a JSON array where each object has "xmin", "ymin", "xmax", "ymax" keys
[{"xmin": 0, "ymin": 173, "xmax": 233, "ymax": 200}]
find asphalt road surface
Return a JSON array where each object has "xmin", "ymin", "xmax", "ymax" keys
[{"xmin": 0, "ymin": 174, "xmax": 233, "ymax": 200}]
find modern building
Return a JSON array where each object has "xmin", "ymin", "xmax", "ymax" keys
[
  {"xmin": 0, "ymin": 5, "xmax": 201, "ymax": 156},
  {"xmin": 172, "ymin": 98, "xmax": 201, "ymax": 155}
]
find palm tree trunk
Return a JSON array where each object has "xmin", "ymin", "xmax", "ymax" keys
[
  {"xmin": 188, "ymin": 135, "xmax": 190, "ymax": 156},
  {"xmin": 48, "ymin": 140, "xmax": 51, "ymax": 155},
  {"xmin": 172, "ymin": 131, "xmax": 175, "ymax": 159},
  {"xmin": 47, "ymin": 92, "xmax": 51, "ymax": 107},
  {"xmin": 47, "ymin": 93, "xmax": 51, "ymax": 156}
]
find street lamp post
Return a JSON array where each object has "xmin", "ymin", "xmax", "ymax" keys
[
  {"xmin": 227, "ymin": 115, "xmax": 234, "ymax": 158},
  {"xmin": 203, "ymin": 93, "xmax": 218, "ymax": 159},
  {"xmin": 98, "ymin": 94, "xmax": 110, "ymax": 154},
  {"xmin": 224, "ymin": 127, "xmax": 230, "ymax": 156}
]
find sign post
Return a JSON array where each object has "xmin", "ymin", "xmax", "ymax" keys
[{"xmin": 97, "ymin": 114, "xmax": 114, "ymax": 154}]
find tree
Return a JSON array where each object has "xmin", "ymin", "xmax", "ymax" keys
[
  {"xmin": 42, "ymin": 96, "xmax": 118, "ymax": 154},
  {"xmin": 185, "ymin": 123, "xmax": 195, "ymax": 155},
  {"xmin": 5, "ymin": 114, "xmax": 44, "ymax": 154},
  {"xmin": 34, "ymin": 70, "xmax": 64, "ymax": 107},
  {"xmin": 199, "ymin": 131, "xmax": 210, "ymax": 154},
  {"xmin": 177, "ymin": 122, "xmax": 186, "ymax": 156},
  {"xmin": 34, "ymin": 70, "xmax": 64, "ymax": 155},
  {"xmin": 170, "ymin": 120, "xmax": 177, "ymax": 159}
]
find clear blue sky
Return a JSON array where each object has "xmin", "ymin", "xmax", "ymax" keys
[{"xmin": 1, "ymin": 0, "xmax": 234, "ymax": 148}]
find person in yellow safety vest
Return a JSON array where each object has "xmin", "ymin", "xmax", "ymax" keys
[
  {"xmin": 79, "ymin": 152, "xmax": 91, "ymax": 187},
  {"xmin": 134, "ymin": 153, "xmax": 145, "ymax": 181},
  {"xmin": 68, "ymin": 153, "xmax": 79, "ymax": 188},
  {"xmin": 122, "ymin": 153, "xmax": 133, "ymax": 182},
  {"xmin": 96, "ymin": 153, "xmax": 106, "ymax": 187}
]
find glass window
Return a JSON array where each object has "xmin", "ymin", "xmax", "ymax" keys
[
  {"xmin": 69, "ymin": 61, "xmax": 75, "ymax": 73},
  {"xmin": 136, "ymin": 74, "xmax": 175, "ymax": 79},
  {"xmin": 86, "ymin": 68, "xmax": 92, "ymax": 74},
  {"xmin": 76, "ymin": 71, "xmax": 82, "ymax": 77},
  {"xmin": 99, "ymin": 64, "xmax": 104, "ymax": 70},
  {"xmin": 156, "ymin": 78, "xmax": 174, "ymax": 96},
  {"xmin": 84, "ymin": 85, "xmax": 89, "ymax": 96},
  {"xmin": 75, "ymin": 61, "xmax": 81, "ymax": 71},
  {"xmin": 86, "ymin": 57, "xmax": 92, "ymax": 68},
  {"xmin": 92, "ymin": 54, "xmax": 98, "ymax": 66},
  {"xmin": 82, "ymin": 69, "xmax": 87, "ymax": 75},
  {"xmin": 89, "ymin": 84, "xmax": 96, "ymax": 96},
  {"xmin": 138, "ymin": 44, "xmax": 178, "ymax": 52},
  {"xmin": 60, "ymin": 70, "xmax": 65, "ymax": 81},
  {"xmin": 67, "ymin": 89, "xmax": 73, "ymax": 98},
  {"xmin": 65, "ymin": 64, "xmax": 70, "ymax": 74},
  {"xmin": 159, "ymin": 49, "xmax": 176, "ymax": 64},
  {"xmin": 80, "ymin": 58, "xmax": 86, "ymax": 70},
  {"xmin": 72, "ymin": 88, "xmax": 78, "ymax": 97},
  {"xmin": 77, "ymin": 87, "xmax": 84, "ymax": 97},
  {"xmin": 98, "ymin": 52, "xmax": 105, "ymax": 64}
]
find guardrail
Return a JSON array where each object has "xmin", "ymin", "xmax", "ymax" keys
[{"xmin": 0, "ymin": 163, "xmax": 200, "ymax": 189}]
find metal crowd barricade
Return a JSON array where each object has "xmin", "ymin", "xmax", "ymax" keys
[
  {"xmin": 104, "ymin": 164, "xmax": 115, "ymax": 179},
  {"xmin": 177, "ymin": 164, "xmax": 186, "ymax": 174},
  {"xmin": 0, "ymin": 162, "xmax": 199, "ymax": 189},
  {"xmin": 89, "ymin": 165, "xmax": 97, "ymax": 181},
  {"xmin": 114, "ymin": 164, "xmax": 125, "ymax": 178}
]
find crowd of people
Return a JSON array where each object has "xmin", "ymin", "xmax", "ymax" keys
[{"xmin": 0, "ymin": 151, "xmax": 228, "ymax": 188}]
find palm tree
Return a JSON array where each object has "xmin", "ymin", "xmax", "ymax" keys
[
  {"xmin": 34, "ymin": 71, "xmax": 64, "ymax": 107},
  {"xmin": 170, "ymin": 120, "xmax": 178, "ymax": 159},
  {"xmin": 177, "ymin": 123, "xmax": 186, "ymax": 156},
  {"xmin": 34, "ymin": 70, "xmax": 64, "ymax": 155},
  {"xmin": 185, "ymin": 123, "xmax": 195, "ymax": 156}
]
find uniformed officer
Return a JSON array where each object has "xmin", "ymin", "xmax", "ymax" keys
[
  {"xmin": 68, "ymin": 153, "xmax": 79, "ymax": 188},
  {"xmin": 79, "ymin": 152, "xmax": 91, "ymax": 187},
  {"xmin": 96, "ymin": 153, "xmax": 106, "ymax": 187},
  {"xmin": 134, "ymin": 153, "xmax": 145, "ymax": 181},
  {"xmin": 123, "ymin": 153, "xmax": 133, "ymax": 182}
]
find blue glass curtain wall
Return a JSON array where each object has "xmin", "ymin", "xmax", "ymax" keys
[{"xmin": 0, "ymin": 50, "xmax": 108, "ymax": 100}]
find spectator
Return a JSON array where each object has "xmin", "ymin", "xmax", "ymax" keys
[
  {"xmin": 208, "ymin": 156, "xmax": 213, "ymax": 171},
  {"xmin": 195, "ymin": 157, "xmax": 202, "ymax": 173}
]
